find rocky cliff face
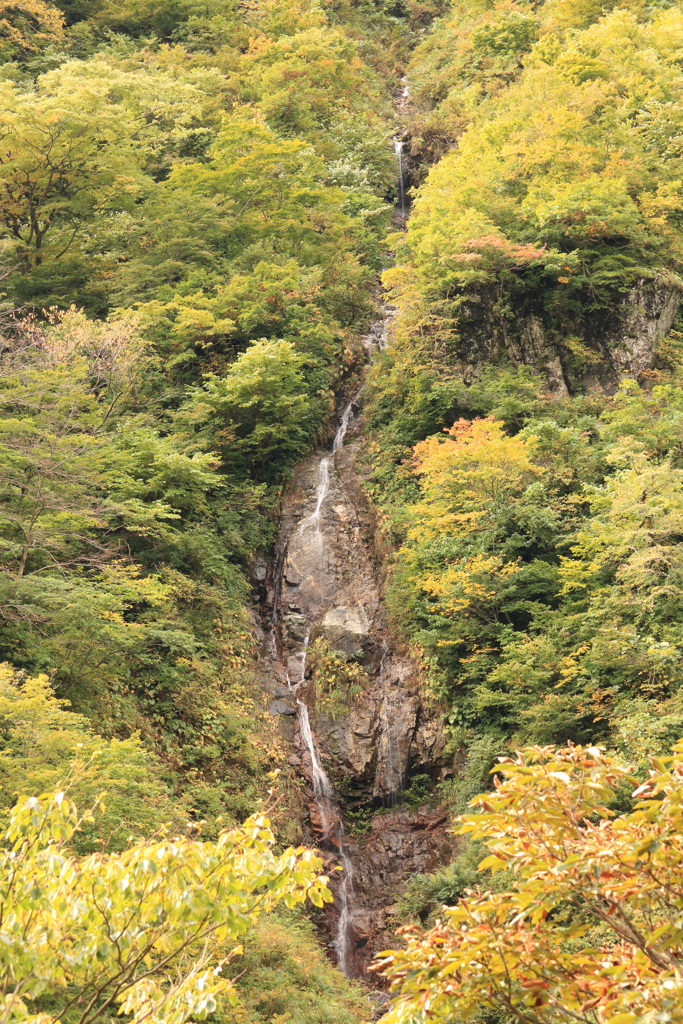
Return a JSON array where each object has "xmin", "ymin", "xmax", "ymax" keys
[
  {"xmin": 257, "ymin": 409, "xmax": 455, "ymax": 976},
  {"xmin": 456, "ymin": 277, "xmax": 681, "ymax": 394}
]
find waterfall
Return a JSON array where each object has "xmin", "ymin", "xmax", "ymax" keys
[
  {"xmin": 362, "ymin": 318, "xmax": 389, "ymax": 355},
  {"xmin": 271, "ymin": 400, "xmax": 359, "ymax": 974},
  {"xmin": 298, "ymin": 456, "xmax": 330, "ymax": 538},
  {"xmin": 297, "ymin": 699, "xmax": 356, "ymax": 975},
  {"xmin": 333, "ymin": 401, "xmax": 354, "ymax": 452},
  {"xmin": 297, "ymin": 403, "xmax": 353, "ymax": 538},
  {"xmin": 393, "ymin": 138, "xmax": 405, "ymax": 217},
  {"xmin": 333, "ymin": 846, "xmax": 356, "ymax": 974}
]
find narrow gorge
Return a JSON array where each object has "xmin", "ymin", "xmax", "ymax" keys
[{"xmin": 257, "ymin": 308, "xmax": 455, "ymax": 977}]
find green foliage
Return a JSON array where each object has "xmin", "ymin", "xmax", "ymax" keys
[
  {"xmin": 396, "ymin": 835, "xmax": 510, "ymax": 924},
  {"xmin": 399, "ymin": 771, "xmax": 433, "ymax": 809},
  {"xmin": 0, "ymin": 0, "xmax": 439, "ymax": 1013},
  {"xmin": 367, "ymin": 353, "xmax": 683, "ymax": 794},
  {"xmin": 0, "ymin": 782, "xmax": 332, "ymax": 1024},
  {"xmin": 229, "ymin": 912, "xmax": 369, "ymax": 1024},
  {"xmin": 0, "ymin": 0, "xmax": 404, "ymax": 899},
  {"xmin": 0, "ymin": 59, "xmax": 221, "ymax": 310},
  {"xmin": 307, "ymin": 637, "xmax": 369, "ymax": 721},
  {"xmin": 0, "ymin": 0, "xmax": 65, "ymax": 61},
  {"xmin": 183, "ymin": 339, "xmax": 316, "ymax": 483}
]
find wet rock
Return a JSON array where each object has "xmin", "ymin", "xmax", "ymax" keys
[
  {"xmin": 344, "ymin": 806, "xmax": 458, "ymax": 974},
  {"xmin": 283, "ymin": 611, "xmax": 308, "ymax": 643},
  {"xmin": 262, "ymin": 430, "xmax": 454, "ymax": 977},
  {"xmin": 271, "ymin": 684, "xmax": 292, "ymax": 699},
  {"xmin": 250, "ymin": 556, "xmax": 268, "ymax": 582},
  {"xmin": 609, "ymin": 279, "xmax": 680, "ymax": 377}
]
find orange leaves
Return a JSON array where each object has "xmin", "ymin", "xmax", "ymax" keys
[
  {"xmin": 458, "ymin": 234, "xmax": 549, "ymax": 268},
  {"xmin": 376, "ymin": 742, "xmax": 683, "ymax": 1024}
]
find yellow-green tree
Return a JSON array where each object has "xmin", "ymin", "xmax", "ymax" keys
[
  {"xmin": 0, "ymin": 784, "xmax": 331, "ymax": 1024},
  {"xmin": 0, "ymin": 663, "xmax": 183, "ymax": 853}
]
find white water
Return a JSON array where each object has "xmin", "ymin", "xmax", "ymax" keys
[
  {"xmin": 333, "ymin": 401, "xmax": 354, "ymax": 451},
  {"xmin": 297, "ymin": 699, "xmax": 355, "ymax": 974},
  {"xmin": 297, "ymin": 700, "xmax": 335, "ymax": 832},
  {"xmin": 298, "ymin": 457, "xmax": 330, "ymax": 537},
  {"xmin": 333, "ymin": 846, "xmax": 356, "ymax": 973},
  {"xmin": 362, "ymin": 318, "xmax": 389, "ymax": 355},
  {"xmin": 296, "ymin": 402, "xmax": 353, "ymax": 538},
  {"xmin": 274, "ymin": 401, "xmax": 359, "ymax": 974}
]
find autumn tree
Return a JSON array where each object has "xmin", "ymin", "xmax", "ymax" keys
[
  {"xmin": 0, "ymin": 662, "xmax": 183, "ymax": 852},
  {"xmin": 0, "ymin": 0, "xmax": 64, "ymax": 60},
  {"xmin": 0, "ymin": 783, "xmax": 331, "ymax": 1024},
  {"xmin": 377, "ymin": 742, "xmax": 683, "ymax": 1024}
]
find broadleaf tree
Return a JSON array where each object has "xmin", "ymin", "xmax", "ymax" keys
[
  {"xmin": 376, "ymin": 742, "xmax": 683, "ymax": 1024},
  {"xmin": 0, "ymin": 783, "xmax": 332, "ymax": 1024}
]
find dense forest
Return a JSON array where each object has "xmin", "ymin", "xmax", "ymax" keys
[{"xmin": 2, "ymin": 0, "xmax": 683, "ymax": 1021}]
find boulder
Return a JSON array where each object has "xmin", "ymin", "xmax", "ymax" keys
[{"xmin": 319, "ymin": 605, "xmax": 371, "ymax": 657}]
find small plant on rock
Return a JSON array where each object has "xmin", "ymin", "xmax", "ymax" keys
[{"xmin": 307, "ymin": 638, "xmax": 369, "ymax": 721}]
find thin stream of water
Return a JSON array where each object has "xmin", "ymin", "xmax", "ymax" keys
[
  {"xmin": 271, "ymin": 400, "xmax": 359, "ymax": 975},
  {"xmin": 267, "ymin": 123, "xmax": 407, "ymax": 974}
]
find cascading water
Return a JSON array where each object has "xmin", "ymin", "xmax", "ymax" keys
[
  {"xmin": 297, "ymin": 700, "xmax": 356, "ymax": 975},
  {"xmin": 270, "ymin": 401, "xmax": 359, "ymax": 975},
  {"xmin": 333, "ymin": 401, "xmax": 354, "ymax": 451},
  {"xmin": 260, "ymin": 121, "xmax": 454, "ymax": 979}
]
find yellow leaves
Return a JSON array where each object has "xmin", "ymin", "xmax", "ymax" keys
[
  {"xmin": 417, "ymin": 554, "xmax": 523, "ymax": 622},
  {"xmin": 556, "ymin": 642, "xmax": 591, "ymax": 685},
  {"xmin": 558, "ymin": 555, "xmax": 602, "ymax": 594},
  {"xmin": 413, "ymin": 418, "xmax": 541, "ymax": 513},
  {"xmin": 398, "ymin": 419, "xmax": 541, "ymax": 632},
  {"xmin": 475, "ymin": 854, "xmax": 509, "ymax": 873},
  {"xmin": 638, "ymin": 180, "xmax": 683, "ymax": 229},
  {"xmin": 0, "ymin": 0, "xmax": 64, "ymax": 57},
  {"xmin": 0, "ymin": 784, "xmax": 332, "ymax": 1024}
]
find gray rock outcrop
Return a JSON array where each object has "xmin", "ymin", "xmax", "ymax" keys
[{"xmin": 456, "ymin": 276, "xmax": 681, "ymax": 393}]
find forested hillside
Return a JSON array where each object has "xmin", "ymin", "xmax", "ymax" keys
[
  {"xmin": 0, "ymin": 0, "xmax": 402, "ymax": 830},
  {"xmin": 0, "ymin": 0, "xmax": 408, "ymax": 1019},
  {"xmin": 4, "ymin": 0, "xmax": 683, "ymax": 1020},
  {"xmin": 369, "ymin": 0, "xmax": 683, "ymax": 804}
]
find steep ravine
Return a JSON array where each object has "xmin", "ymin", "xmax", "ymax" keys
[{"xmin": 256, "ymin": 315, "xmax": 456, "ymax": 978}]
